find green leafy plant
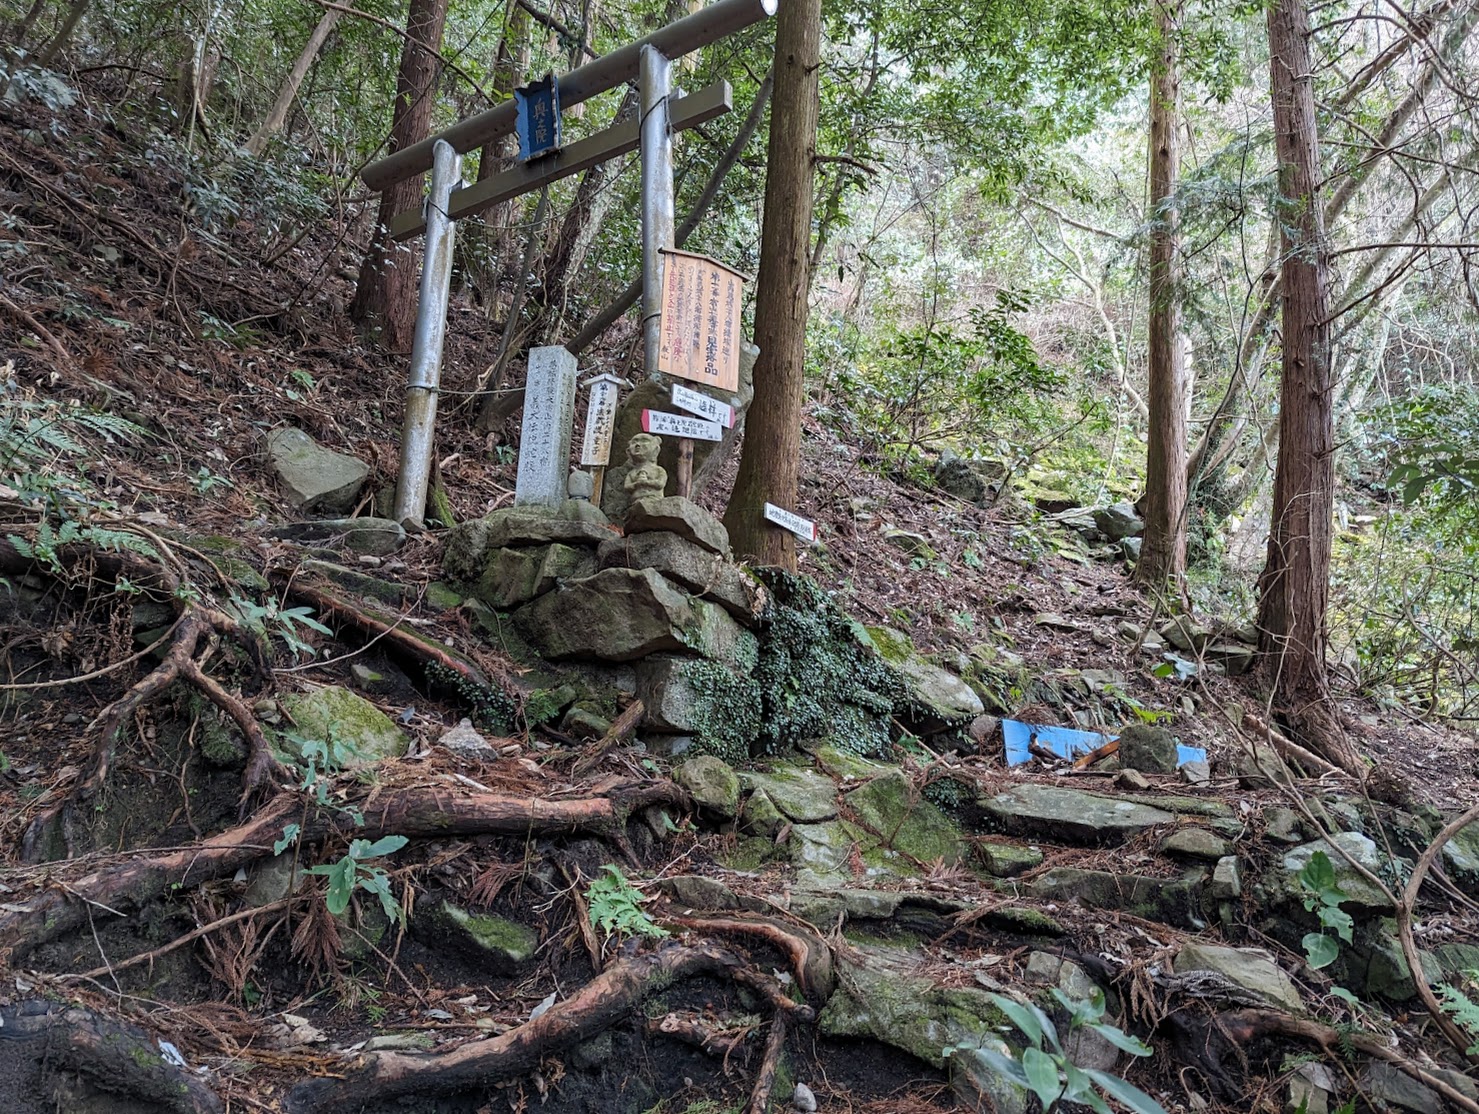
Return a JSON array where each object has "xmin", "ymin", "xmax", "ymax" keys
[
  {"xmin": 229, "ymin": 593, "xmax": 331, "ymax": 660},
  {"xmin": 1297, "ymin": 851, "xmax": 1355, "ymax": 969},
  {"xmin": 307, "ymin": 835, "xmax": 408, "ymax": 921},
  {"xmin": 951, "ymin": 989, "xmax": 1167, "ymax": 1114},
  {"xmin": 586, "ymin": 865, "xmax": 667, "ymax": 942},
  {"xmin": 1437, "ymin": 972, "xmax": 1479, "ymax": 1055}
]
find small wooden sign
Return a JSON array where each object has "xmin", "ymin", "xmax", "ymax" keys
[
  {"xmin": 764, "ymin": 502, "xmax": 818, "ymax": 542},
  {"xmin": 580, "ymin": 373, "xmax": 622, "ymax": 466},
  {"xmin": 657, "ymin": 249, "xmax": 745, "ymax": 393},
  {"xmin": 670, "ymin": 382, "xmax": 734, "ymax": 428},
  {"xmin": 641, "ymin": 409, "xmax": 723, "ymax": 442},
  {"xmin": 514, "ymin": 73, "xmax": 561, "ymax": 162}
]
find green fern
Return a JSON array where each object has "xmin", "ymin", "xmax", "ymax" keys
[{"xmin": 1438, "ymin": 974, "xmax": 1479, "ymax": 1055}]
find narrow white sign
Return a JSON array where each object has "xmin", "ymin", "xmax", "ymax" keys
[
  {"xmin": 670, "ymin": 382, "xmax": 734, "ymax": 429},
  {"xmin": 581, "ymin": 377, "xmax": 620, "ymax": 466},
  {"xmin": 764, "ymin": 502, "xmax": 818, "ymax": 542},
  {"xmin": 640, "ymin": 409, "xmax": 723, "ymax": 442}
]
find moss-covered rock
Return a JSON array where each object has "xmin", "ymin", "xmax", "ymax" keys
[
  {"xmin": 277, "ymin": 685, "xmax": 407, "ymax": 769},
  {"xmin": 844, "ymin": 770, "xmax": 964, "ymax": 864},
  {"xmin": 635, "ymin": 654, "xmax": 760, "ymax": 763},
  {"xmin": 740, "ymin": 787, "xmax": 785, "ymax": 838},
  {"xmin": 443, "ymin": 501, "xmax": 612, "ymax": 582},
  {"xmin": 742, "ymin": 764, "xmax": 839, "ymax": 822},
  {"xmin": 473, "ymin": 543, "xmax": 597, "ymax": 609},
  {"xmin": 412, "ymin": 900, "xmax": 539, "ymax": 975},
  {"xmin": 820, "ymin": 944, "xmax": 1009, "ymax": 1068},
  {"xmin": 673, "ymin": 756, "xmax": 741, "ymax": 819},
  {"xmin": 863, "ymin": 626, "xmax": 983, "ymax": 734}
]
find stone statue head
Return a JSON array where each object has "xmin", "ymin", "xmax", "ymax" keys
[{"xmin": 627, "ymin": 433, "xmax": 661, "ymax": 465}]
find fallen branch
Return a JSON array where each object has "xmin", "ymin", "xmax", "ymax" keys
[
  {"xmin": 1399, "ymin": 801, "xmax": 1479, "ymax": 1065},
  {"xmin": 571, "ymin": 697, "xmax": 645, "ymax": 777},
  {"xmin": 744, "ymin": 1013, "xmax": 788, "ymax": 1114},
  {"xmin": 1239, "ymin": 709, "xmax": 1343, "ymax": 778},
  {"xmin": 1, "ymin": 780, "xmax": 689, "ymax": 960},
  {"xmin": 284, "ymin": 943, "xmax": 778, "ymax": 1111},
  {"xmin": 0, "ymin": 288, "xmax": 72, "ymax": 368},
  {"xmin": 647, "ymin": 1010, "xmax": 753, "ymax": 1060},
  {"xmin": 0, "ymin": 999, "xmax": 223, "ymax": 1113}
]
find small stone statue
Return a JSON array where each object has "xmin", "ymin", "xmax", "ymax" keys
[
  {"xmin": 567, "ymin": 468, "xmax": 594, "ymax": 501},
  {"xmin": 622, "ymin": 433, "xmax": 667, "ymax": 503}
]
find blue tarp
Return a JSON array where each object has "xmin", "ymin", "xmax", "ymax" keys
[{"xmin": 1002, "ymin": 719, "xmax": 1205, "ymax": 768}]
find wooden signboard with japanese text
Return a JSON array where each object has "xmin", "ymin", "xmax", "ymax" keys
[{"xmin": 656, "ymin": 249, "xmax": 745, "ymax": 393}]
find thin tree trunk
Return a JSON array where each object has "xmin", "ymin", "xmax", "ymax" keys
[
  {"xmin": 32, "ymin": 0, "xmax": 87, "ymax": 66},
  {"xmin": 1257, "ymin": 0, "xmax": 1357, "ymax": 772},
  {"xmin": 350, "ymin": 0, "xmax": 450, "ymax": 349},
  {"xmin": 473, "ymin": 0, "xmax": 527, "ymax": 318},
  {"xmin": 1136, "ymin": 0, "xmax": 1188, "ymax": 594},
  {"xmin": 244, "ymin": 10, "xmax": 340, "ymax": 157},
  {"xmin": 722, "ymin": 0, "xmax": 822, "ymax": 569}
]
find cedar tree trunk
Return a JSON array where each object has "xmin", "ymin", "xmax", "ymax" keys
[
  {"xmin": 350, "ymin": 0, "xmax": 450, "ymax": 349},
  {"xmin": 722, "ymin": 0, "xmax": 821, "ymax": 568},
  {"xmin": 1257, "ymin": 0, "xmax": 1357, "ymax": 771},
  {"xmin": 1136, "ymin": 0, "xmax": 1188, "ymax": 593}
]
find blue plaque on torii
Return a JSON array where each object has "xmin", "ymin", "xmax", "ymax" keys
[{"xmin": 514, "ymin": 73, "xmax": 561, "ymax": 162}]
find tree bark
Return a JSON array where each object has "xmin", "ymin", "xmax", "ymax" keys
[
  {"xmin": 349, "ymin": 0, "xmax": 450, "ymax": 349},
  {"xmin": 1257, "ymin": 0, "xmax": 1357, "ymax": 771},
  {"xmin": 722, "ymin": 0, "xmax": 821, "ymax": 568},
  {"xmin": 243, "ymin": 10, "xmax": 341, "ymax": 157},
  {"xmin": 1135, "ymin": 0, "xmax": 1188, "ymax": 594}
]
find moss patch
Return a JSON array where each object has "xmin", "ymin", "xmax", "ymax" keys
[{"xmin": 751, "ymin": 572, "xmax": 902, "ymax": 758}]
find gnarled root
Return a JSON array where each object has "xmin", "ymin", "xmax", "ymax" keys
[
  {"xmin": 0, "ymin": 780, "xmax": 690, "ymax": 961},
  {"xmin": 0, "ymin": 998, "xmax": 224, "ymax": 1113},
  {"xmin": 743, "ymin": 1013, "xmax": 788, "ymax": 1114},
  {"xmin": 284, "ymin": 942, "xmax": 791, "ymax": 1112},
  {"xmin": 666, "ymin": 912, "xmax": 835, "ymax": 1002}
]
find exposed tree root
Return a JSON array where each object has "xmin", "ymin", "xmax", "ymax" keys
[
  {"xmin": 275, "ymin": 573, "xmax": 496, "ymax": 690},
  {"xmin": 666, "ymin": 912, "xmax": 835, "ymax": 1002},
  {"xmin": 1214, "ymin": 1008, "xmax": 1479, "ymax": 1114},
  {"xmin": 646, "ymin": 1010, "xmax": 753, "ymax": 1060},
  {"xmin": 0, "ymin": 780, "xmax": 689, "ymax": 961},
  {"xmin": 744, "ymin": 1013, "xmax": 788, "ymax": 1114},
  {"xmin": 0, "ymin": 998, "xmax": 224, "ymax": 1113},
  {"xmin": 3, "ymin": 538, "xmax": 280, "ymax": 858},
  {"xmin": 283, "ymin": 943, "xmax": 795, "ymax": 1111}
]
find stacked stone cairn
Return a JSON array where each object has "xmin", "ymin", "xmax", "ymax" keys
[{"xmin": 442, "ymin": 492, "xmax": 768, "ymax": 761}]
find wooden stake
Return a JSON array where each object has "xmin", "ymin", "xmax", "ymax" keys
[{"xmin": 676, "ymin": 437, "xmax": 694, "ymax": 496}]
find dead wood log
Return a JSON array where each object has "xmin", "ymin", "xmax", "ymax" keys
[
  {"xmin": 744, "ymin": 1014, "xmax": 788, "ymax": 1114},
  {"xmin": 666, "ymin": 913, "xmax": 835, "ymax": 1002},
  {"xmin": 0, "ymin": 998, "xmax": 224, "ymax": 1113},
  {"xmin": 571, "ymin": 697, "xmax": 646, "ymax": 776},
  {"xmin": 646, "ymin": 1010, "xmax": 753, "ymax": 1060},
  {"xmin": 0, "ymin": 781, "xmax": 689, "ymax": 961},
  {"xmin": 284, "ymin": 943, "xmax": 775, "ymax": 1111}
]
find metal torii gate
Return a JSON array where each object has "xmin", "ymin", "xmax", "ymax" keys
[{"xmin": 364, "ymin": 0, "xmax": 779, "ymax": 527}]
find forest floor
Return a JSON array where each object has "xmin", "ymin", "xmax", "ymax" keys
[{"xmin": 2, "ymin": 72, "xmax": 1479, "ymax": 1114}]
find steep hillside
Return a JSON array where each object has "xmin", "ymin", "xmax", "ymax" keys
[{"xmin": 3, "ymin": 73, "xmax": 1479, "ymax": 1114}]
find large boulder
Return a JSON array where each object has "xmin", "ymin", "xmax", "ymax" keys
[
  {"xmin": 981, "ymin": 784, "xmax": 1175, "ymax": 844},
  {"xmin": 277, "ymin": 685, "xmax": 408, "ymax": 769},
  {"xmin": 865, "ymin": 626, "xmax": 983, "ymax": 733},
  {"xmin": 624, "ymin": 496, "xmax": 730, "ymax": 555},
  {"xmin": 263, "ymin": 517, "xmax": 405, "ymax": 556},
  {"xmin": 597, "ymin": 531, "xmax": 762, "ymax": 625},
  {"xmin": 266, "ymin": 427, "xmax": 368, "ymax": 515},
  {"xmin": 1029, "ymin": 867, "xmax": 1203, "ymax": 928},
  {"xmin": 1092, "ymin": 501, "xmax": 1143, "ymax": 540},
  {"xmin": 514, "ymin": 567, "xmax": 757, "ymax": 665},
  {"xmin": 472, "ymin": 543, "xmax": 597, "ymax": 609}
]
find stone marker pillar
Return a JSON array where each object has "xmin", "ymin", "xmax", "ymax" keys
[{"xmin": 515, "ymin": 346, "xmax": 578, "ymax": 507}]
